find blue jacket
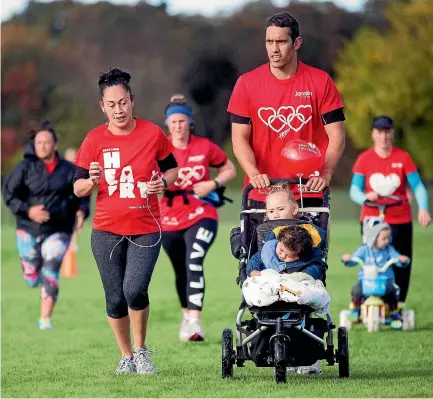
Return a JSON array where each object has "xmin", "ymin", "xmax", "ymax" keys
[
  {"xmin": 246, "ymin": 223, "xmax": 326, "ymax": 280},
  {"xmin": 344, "ymin": 244, "xmax": 410, "ymax": 281}
]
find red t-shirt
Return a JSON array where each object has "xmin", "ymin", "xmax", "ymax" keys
[
  {"xmin": 353, "ymin": 147, "xmax": 418, "ymax": 224},
  {"xmin": 227, "ymin": 62, "xmax": 343, "ymax": 201},
  {"xmin": 160, "ymin": 135, "xmax": 228, "ymax": 231},
  {"xmin": 75, "ymin": 118, "xmax": 173, "ymax": 235},
  {"xmin": 44, "ymin": 157, "xmax": 58, "ymax": 174}
]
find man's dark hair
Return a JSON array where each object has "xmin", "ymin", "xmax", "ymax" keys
[
  {"xmin": 266, "ymin": 11, "xmax": 300, "ymax": 42},
  {"xmin": 278, "ymin": 225, "xmax": 313, "ymax": 260},
  {"xmin": 98, "ymin": 68, "xmax": 132, "ymax": 98},
  {"xmin": 29, "ymin": 120, "xmax": 58, "ymax": 143}
]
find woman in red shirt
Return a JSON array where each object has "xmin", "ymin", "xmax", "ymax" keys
[
  {"xmin": 73, "ymin": 69, "xmax": 178, "ymax": 374},
  {"xmin": 160, "ymin": 95, "xmax": 236, "ymax": 342},
  {"xmin": 349, "ymin": 115, "xmax": 431, "ymax": 307}
]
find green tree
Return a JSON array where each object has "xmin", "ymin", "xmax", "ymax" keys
[{"xmin": 335, "ymin": 1, "xmax": 433, "ymax": 178}]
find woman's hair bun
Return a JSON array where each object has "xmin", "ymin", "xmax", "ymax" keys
[
  {"xmin": 170, "ymin": 93, "xmax": 185, "ymax": 102},
  {"xmin": 98, "ymin": 68, "xmax": 131, "ymax": 86}
]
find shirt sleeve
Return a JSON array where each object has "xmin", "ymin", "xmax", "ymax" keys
[
  {"xmin": 208, "ymin": 141, "xmax": 228, "ymax": 168},
  {"xmin": 402, "ymin": 152, "xmax": 418, "ymax": 175},
  {"xmin": 75, "ymin": 133, "xmax": 96, "ymax": 170},
  {"xmin": 387, "ymin": 245, "xmax": 402, "ymax": 260},
  {"xmin": 246, "ymin": 251, "xmax": 265, "ymax": 276},
  {"xmin": 352, "ymin": 153, "xmax": 366, "ymax": 175},
  {"xmin": 349, "ymin": 173, "xmax": 366, "ymax": 205},
  {"xmin": 347, "ymin": 245, "xmax": 367, "ymax": 266},
  {"xmin": 320, "ymin": 75, "xmax": 344, "ymax": 115},
  {"xmin": 227, "ymin": 75, "xmax": 251, "ymax": 118},
  {"xmin": 407, "ymin": 171, "xmax": 429, "ymax": 211},
  {"xmin": 2, "ymin": 161, "xmax": 30, "ymax": 217},
  {"xmin": 156, "ymin": 128, "xmax": 174, "ymax": 161}
]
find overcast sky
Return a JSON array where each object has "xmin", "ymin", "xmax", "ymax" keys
[{"xmin": 1, "ymin": 0, "xmax": 366, "ymax": 22}]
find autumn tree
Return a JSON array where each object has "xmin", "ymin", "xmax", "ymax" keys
[{"xmin": 335, "ymin": 1, "xmax": 433, "ymax": 178}]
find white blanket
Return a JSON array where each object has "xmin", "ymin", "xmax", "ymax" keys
[{"xmin": 242, "ymin": 269, "xmax": 331, "ymax": 316}]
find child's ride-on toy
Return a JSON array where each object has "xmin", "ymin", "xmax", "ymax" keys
[{"xmin": 339, "ymin": 257, "xmax": 415, "ymax": 332}]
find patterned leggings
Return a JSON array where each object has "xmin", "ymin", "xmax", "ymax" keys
[{"xmin": 16, "ymin": 229, "xmax": 71, "ymax": 302}]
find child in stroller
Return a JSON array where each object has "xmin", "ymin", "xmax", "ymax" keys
[{"xmin": 223, "ymin": 179, "xmax": 349, "ymax": 383}]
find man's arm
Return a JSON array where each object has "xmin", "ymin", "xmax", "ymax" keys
[
  {"xmin": 231, "ymin": 122, "xmax": 270, "ymax": 188},
  {"xmin": 307, "ymin": 120, "xmax": 345, "ymax": 191}
]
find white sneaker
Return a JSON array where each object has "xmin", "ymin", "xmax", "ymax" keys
[
  {"xmin": 179, "ymin": 316, "xmax": 190, "ymax": 342},
  {"xmin": 133, "ymin": 347, "xmax": 158, "ymax": 374},
  {"xmin": 115, "ymin": 355, "xmax": 136, "ymax": 374},
  {"xmin": 37, "ymin": 318, "xmax": 53, "ymax": 330},
  {"xmin": 188, "ymin": 318, "xmax": 204, "ymax": 341},
  {"xmin": 297, "ymin": 361, "xmax": 322, "ymax": 375}
]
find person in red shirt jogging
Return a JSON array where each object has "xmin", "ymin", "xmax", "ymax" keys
[
  {"xmin": 228, "ymin": 11, "xmax": 345, "ymax": 210},
  {"xmin": 227, "ymin": 11, "xmax": 345, "ymax": 376},
  {"xmin": 160, "ymin": 95, "xmax": 236, "ymax": 342},
  {"xmin": 73, "ymin": 69, "xmax": 179, "ymax": 374},
  {"xmin": 350, "ymin": 115, "xmax": 431, "ymax": 310}
]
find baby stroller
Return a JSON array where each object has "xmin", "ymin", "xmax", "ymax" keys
[{"xmin": 222, "ymin": 179, "xmax": 350, "ymax": 383}]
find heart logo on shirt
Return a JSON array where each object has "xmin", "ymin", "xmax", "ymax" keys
[
  {"xmin": 176, "ymin": 166, "xmax": 206, "ymax": 188},
  {"xmin": 258, "ymin": 105, "xmax": 312, "ymax": 138},
  {"xmin": 369, "ymin": 173, "xmax": 401, "ymax": 196}
]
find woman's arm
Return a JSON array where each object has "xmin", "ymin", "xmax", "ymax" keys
[
  {"xmin": 349, "ymin": 173, "xmax": 367, "ymax": 205},
  {"xmin": 73, "ymin": 164, "xmax": 100, "ymax": 198},
  {"xmin": 2, "ymin": 162, "xmax": 30, "ymax": 216},
  {"xmin": 407, "ymin": 171, "xmax": 431, "ymax": 227},
  {"xmin": 193, "ymin": 159, "xmax": 236, "ymax": 198},
  {"xmin": 214, "ymin": 159, "xmax": 237, "ymax": 187},
  {"xmin": 74, "ymin": 178, "xmax": 96, "ymax": 198}
]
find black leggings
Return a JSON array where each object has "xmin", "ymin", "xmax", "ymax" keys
[
  {"xmin": 162, "ymin": 218, "xmax": 218, "ymax": 311},
  {"xmin": 360, "ymin": 222, "xmax": 413, "ymax": 302},
  {"xmin": 91, "ymin": 229, "xmax": 161, "ymax": 319}
]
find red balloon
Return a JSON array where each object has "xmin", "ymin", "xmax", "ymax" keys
[{"xmin": 280, "ymin": 140, "xmax": 323, "ymax": 178}]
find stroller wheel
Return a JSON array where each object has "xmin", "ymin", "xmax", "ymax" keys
[
  {"xmin": 337, "ymin": 327, "xmax": 350, "ymax": 378},
  {"xmin": 275, "ymin": 364, "xmax": 286, "ymax": 384},
  {"xmin": 222, "ymin": 328, "xmax": 234, "ymax": 379}
]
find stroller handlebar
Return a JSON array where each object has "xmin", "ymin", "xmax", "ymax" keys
[{"xmin": 241, "ymin": 178, "xmax": 330, "ymax": 208}]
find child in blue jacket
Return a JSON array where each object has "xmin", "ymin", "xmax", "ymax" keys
[
  {"xmin": 247, "ymin": 224, "xmax": 326, "ymax": 281},
  {"xmin": 341, "ymin": 218, "xmax": 410, "ymax": 323}
]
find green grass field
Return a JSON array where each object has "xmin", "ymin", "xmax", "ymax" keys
[{"xmin": 2, "ymin": 196, "xmax": 433, "ymax": 397}]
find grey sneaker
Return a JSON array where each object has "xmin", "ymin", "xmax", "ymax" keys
[
  {"xmin": 285, "ymin": 366, "xmax": 298, "ymax": 374},
  {"xmin": 179, "ymin": 317, "xmax": 190, "ymax": 342},
  {"xmin": 133, "ymin": 347, "xmax": 158, "ymax": 374},
  {"xmin": 115, "ymin": 355, "xmax": 136, "ymax": 374},
  {"xmin": 297, "ymin": 361, "xmax": 322, "ymax": 375},
  {"xmin": 188, "ymin": 319, "xmax": 204, "ymax": 341}
]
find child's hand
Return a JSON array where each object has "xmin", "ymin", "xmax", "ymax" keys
[
  {"xmin": 341, "ymin": 254, "xmax": 351, "ymax": 263},
  {"xmin": 399, "ymin": 255, "xmax": 410, "ymax": 264},
  {"xmin": 250, "ymin": 271, "xmax": 261, "ymax": 277}
]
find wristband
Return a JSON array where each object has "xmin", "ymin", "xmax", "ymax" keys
[{"xmin": 162, "ymin": 176, "xmax": 168, "ymax": 190}]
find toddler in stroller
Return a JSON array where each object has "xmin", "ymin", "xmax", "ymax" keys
[{"xmin": 223, "ymin": 179, "xmax": 350, "ymax": 383}]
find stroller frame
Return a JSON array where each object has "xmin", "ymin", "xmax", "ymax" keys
[{"xmin": 222, "ymin": 179, "xmax": 350, "ymax": 383}]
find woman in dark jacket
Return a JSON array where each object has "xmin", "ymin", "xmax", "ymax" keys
[{"xmin": 3, "ymin": 121, "xmax": 89, "ymax": 330}]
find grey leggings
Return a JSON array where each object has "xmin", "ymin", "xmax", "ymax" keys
[{"xmin": 91, "ymin": 229, "xmax": 161, "ymax": 319}]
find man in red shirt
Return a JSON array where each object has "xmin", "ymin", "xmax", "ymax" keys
[
  {"xmin": 228, "ymin": 11, "xmax": 346, "ymax": 205},
  {"xmin": 227, "ymin": 11, "xmax": 346, "ymax": 376}
]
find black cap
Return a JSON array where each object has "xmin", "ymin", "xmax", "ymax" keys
[{"xmin": 372, "ymin": 115, "xmax": 394, "ymax": 130}]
